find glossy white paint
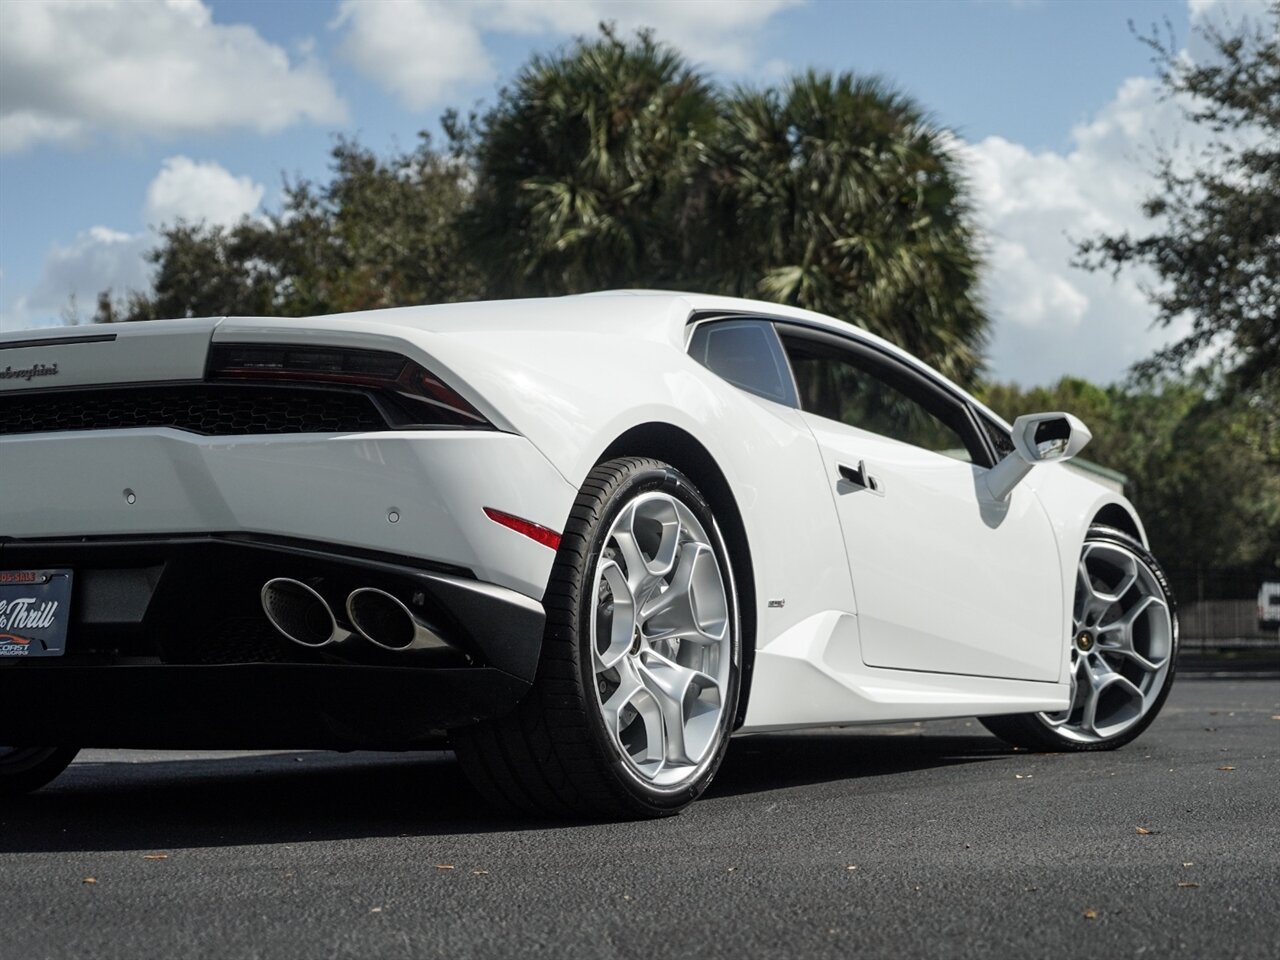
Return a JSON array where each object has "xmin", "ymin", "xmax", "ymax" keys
[
  {"xmin": 802, "ymin": 412, "xmax": 1064, "ymax": 683},
  {"xmin": 745, "ymin": 611, "xmax": 1070, "ymax": 731},
  {"xmin": 0, "ymin": 318, "xmax": 220, "ymax": 389},
  {"xmin": 0, "ymin": 429, "xmax": 575, "ymax": 599},
  {"xmin": 0, "ymin": 291, "xmax": 1148, "ymax": 729}
]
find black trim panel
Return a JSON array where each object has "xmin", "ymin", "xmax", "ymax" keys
[
  {"xmin": 0, "ymin": 534, "xmax": 546, "ymax": 748},
  {"xmin": 0, "ymin": 663, "xmax": 528, "ymax": 748},
  {"xmin": 0, "ymin": 333, "xmax": 117, "ymax": 350},
  {"xmin": 0, "ymin": 534, "xmax": 542, "ymax": 679}
]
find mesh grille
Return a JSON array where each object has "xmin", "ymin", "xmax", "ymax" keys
[{"xmin": 0, "ymin": 384, "xmax": 388, "ymax": 437}]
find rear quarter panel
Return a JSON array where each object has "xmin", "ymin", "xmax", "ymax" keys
[{"xmin": 215, "ymin": 311, "xmax": 859, "ymax": 645}]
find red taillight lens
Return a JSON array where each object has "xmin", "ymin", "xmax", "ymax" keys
[
  {"xmin": 483, "ymin": 508, "xmax": 562, "ymax": 551},
  {"xmin": 207, "ymin": 343, "xmax": 488, "ymax": 426}
]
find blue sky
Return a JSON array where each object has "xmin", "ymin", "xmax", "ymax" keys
[{"xmin": 0, "ymin": 0, "xmax": 1267, "ymax": 385}]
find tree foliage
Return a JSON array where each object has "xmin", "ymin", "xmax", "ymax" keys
[
  {"xmin": 1076, "ymin": 4, "xmax": 1280, "ymax": 398},
  {"xmin": 978, "ymin": 377, "xmax": 1280, "ymax": 569},
  {"xmin": 101, "ymin": 135, "xmax": 480, "ymax": 322},
  {"xmin": 106, "ymin": 27, "xmax": 987, "ymax": 381},
  {"xmin": 711, "ymin": 73, "xmax": 985, "ymax": 383},
  {"xmin": 465, "ymin": 27, "xmax": 717, "ymax": 296}
]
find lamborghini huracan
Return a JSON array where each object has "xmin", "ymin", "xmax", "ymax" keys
[{"xmin": 0, "ymin": 292, "xmax": 1177, "ymax": 816}]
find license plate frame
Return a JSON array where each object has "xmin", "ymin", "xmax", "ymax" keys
[{"xmin": 0, "ymin": 569, "xmax": 73, "ymax": 658}]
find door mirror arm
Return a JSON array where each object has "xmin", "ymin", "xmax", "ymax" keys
[{"xmin": 984, "ymin": 412, "xmax": 1092, "ymax": 501}]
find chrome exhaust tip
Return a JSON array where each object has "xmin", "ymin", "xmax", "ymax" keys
[
  {"xmin": 346, "ymin": 588, "xmax": 452, "ymax": 652},
  {"xmin": 260, "ymin": 578, "xmax": 353, "ymax": 649}
]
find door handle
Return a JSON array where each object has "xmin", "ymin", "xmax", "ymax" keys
[
  {"xmin": 838, "ymin": 460, "xmax": 883, "ymax": 495},
  {"xmin": 839, "ymin": 461, "xmax": 868, "ymax": 487}
]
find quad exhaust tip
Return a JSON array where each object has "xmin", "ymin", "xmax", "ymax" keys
[
  {"xmin": 260, "ymin": 578, "xmax": 353, "ymax": 649},
  {"xmin": 346, "ymin": 587, "xmax": 452, "ymax": 653}
]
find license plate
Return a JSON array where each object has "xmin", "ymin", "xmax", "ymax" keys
[{"xmin": 0, "ymin": 569, "xmax": 73, "ymax": 658}]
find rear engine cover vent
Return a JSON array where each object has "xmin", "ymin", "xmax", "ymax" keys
[{"xmin": 0, "ymin": 384, "xmax": 388, "ymax": 437}]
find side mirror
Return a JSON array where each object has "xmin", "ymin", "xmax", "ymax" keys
[{"xmin": 983, "ymin": 412, "xmax": 1092, "ymax": 501}]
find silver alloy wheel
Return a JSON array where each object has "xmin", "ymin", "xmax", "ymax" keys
[
  {"xmin": 590, "ymin": 491, "xmax": 732, "ymax": 790},
  {"xmin": 1040, "ymin": 540, "xmax": 1174, "ymax": 743}
]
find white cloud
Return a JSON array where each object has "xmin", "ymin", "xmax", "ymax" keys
[
  {"xmin": 333, "ymin": 1, "xmax": 495, "ymax": 111},
  {"xmin": 0, "ymin": 227, "xmax": 152, "ymax": 331},
  {"xmin": 31, "ymin": 226, "xmax": 153, "ymax": 311},
  {"xmin": 144, "ymin": 156, "xmax": 265, "ymax": 228},
  {"xmin": 1187, "ymin": 0, "xmax": 1272, "ymax": 24},
  {"xmin": 960, "ymin": 72, "xmax": 1200, "ymax": 385},
  {"xmin": 0, "ymin": 158, "xmax": 263, "ymax": 332},
  {"xmin": 334, "ymin": 0, "xmax": 801, "ymax": 110},
  {"xmin": 0, "ymin": 0, "xmax": 346, "ymax": 154},
  {"xmin": 964, "ymin": 0, "xmax": 1279, "ymax": 386}
]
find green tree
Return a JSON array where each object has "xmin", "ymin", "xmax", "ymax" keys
[
  {"xmin": 978, "ymin": 377, "xmax": 1280, "ymax": 569},
  {"xmin": 709, "ymin": 73, "xmax": 986, "ymax": 384},
  {"xmin": 1076, "ymin": 4, "xmax": 1279, "ymax": 399},
  {"xmin": 465, "ymin": 27, "xmax": 717, "ymax": 296},
  {"xmin": 105, "ymin": 135, "xmax": 480, "ymax": 322},
  {"xmin": 108, "ymin": 27, "xmax": 990, "ymax": 389}
]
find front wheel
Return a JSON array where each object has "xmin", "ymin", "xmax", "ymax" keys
[
  {"xmin": 981, "ymin": 525, "xmax": 1177, "ymax": 751},
  {"xmin": 453, "ymin": 457, "xmax": 742, "ymax": 818},
  {"xmin": 0, "ymin": 746, "xmax": 79, "ymax": 797}
]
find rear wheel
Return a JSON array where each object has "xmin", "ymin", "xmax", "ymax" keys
[
  {"xmin": 453, "ymin": 457, "xmax": 741, "ymax": 818},
  {"xmin": 981, "ymin": 525, "xmax": 1177, "ymax": 751},
  {"xmin": 0, "ymin": 746, "xmax": 79, "ymax": 797}
]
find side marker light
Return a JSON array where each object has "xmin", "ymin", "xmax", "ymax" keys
[{"xmin": 483, "ymin": 507, "xmax": 562, "ymax": 551}]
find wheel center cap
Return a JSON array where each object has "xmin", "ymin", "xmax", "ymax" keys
[{"xmin": 1076, "ymin": 631, "xmax": 1095, "ymax": 652}]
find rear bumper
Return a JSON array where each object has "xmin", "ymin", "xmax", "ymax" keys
[
  {"xmin": 0, "ymin": 427, "xmax": 576, "ymax": 599},
  {"xmin": 0, "ymin": 534, "xmax": 546, "ymax": 748}
]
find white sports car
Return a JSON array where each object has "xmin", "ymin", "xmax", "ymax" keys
[{"xmin": 0, "ymin": 292, "xmax": 1177, "ymax": 816}]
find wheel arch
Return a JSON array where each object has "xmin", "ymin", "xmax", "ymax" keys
[
  {"xmin": 1090, "ymin": 501, "xmax": 1145, "ymax": 545},
  {"xmin": 598, "ymin": 422, "xmax": 758, "ymax": 729}
]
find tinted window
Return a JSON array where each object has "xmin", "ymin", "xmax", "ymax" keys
[
  {"xmin": 980, "ymin": 415, "xmax": 1016, "ymax": 458},
  {"xmin": 778, "ymin": 332, "xmax": 979, "ymax": 463},
  {"xmin": 688, "ymin": 320, "xmax": 797, "ymax": 406}
]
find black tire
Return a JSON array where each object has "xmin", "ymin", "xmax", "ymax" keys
[
  {"xmin": 0, "ymin": 746, "xmax": 79, "ymax": 797},
  {"xmin": 981, "ymin": 524, "xmax": 1178, "ymax": 752},
  {"xmin": 452, "ymin": 457, "xmax": 742, "ymax": 819}
]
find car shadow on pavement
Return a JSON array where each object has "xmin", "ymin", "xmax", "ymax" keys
[
  {"xmin": 0, "ymin": 730, "xmax": 1012, "ymax": 853},
  {"xmin": 710, "ymin": 730, "xmax": 1008, "ymax": 799}
]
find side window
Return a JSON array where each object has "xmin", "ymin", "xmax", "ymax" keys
[
  {"xmin": 687, "ymin": 319, "xmax": 797, "ymax": 407},
  {"xmin": 778, "ymin": 331, "xmax": 982, "ymax": 464}
]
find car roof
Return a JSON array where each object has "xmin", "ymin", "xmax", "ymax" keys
[{"xmin": 300, "ymin": 289, "xmax": 908, "ymax": 361}]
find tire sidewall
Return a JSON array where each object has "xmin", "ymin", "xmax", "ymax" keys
[
  {"xmin": 573, "ymin": 461, "xmax": 741, "ymax": 811},
  {"xmin": 0, "ymin": 746, "xmax": 78, "ymax": 797}
]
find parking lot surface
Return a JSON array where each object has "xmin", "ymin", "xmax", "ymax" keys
[{"xmin": 2, "ymin": 675, "xmax": 1277, "ymax": 960}]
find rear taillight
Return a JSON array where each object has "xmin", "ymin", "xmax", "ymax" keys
[{"xmin": 207, "ymin": 343, "xmax": 489, "ymax": 427}]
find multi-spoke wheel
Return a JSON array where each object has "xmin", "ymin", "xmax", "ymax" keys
[
  {"xmin": 591, "ymin": 491, "xmax": 732, "ymax": 789},
  {"xmin": 453, "ymin": 457, "xmax": 741, "ymax": 818},
  {"xmin": 0, "ymin": 746, "xmax": 79, "ymax": 797},
  {"xmin": 981, "ymin": 525, "xmax": 1177, "ymax": 751}
]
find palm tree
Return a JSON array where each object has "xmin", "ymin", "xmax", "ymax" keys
[
  {"xmin": 465, "ymin": 27, "xmax": 717, "ymax": 296},
  {"xmin": 707, "ymin": 72, "xmax": 987, "ymax": 384}
]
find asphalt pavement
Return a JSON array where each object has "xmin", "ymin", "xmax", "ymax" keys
[{"xmin": 2, "ymin": 675, "xmax": 1277, "ymax": 960}]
